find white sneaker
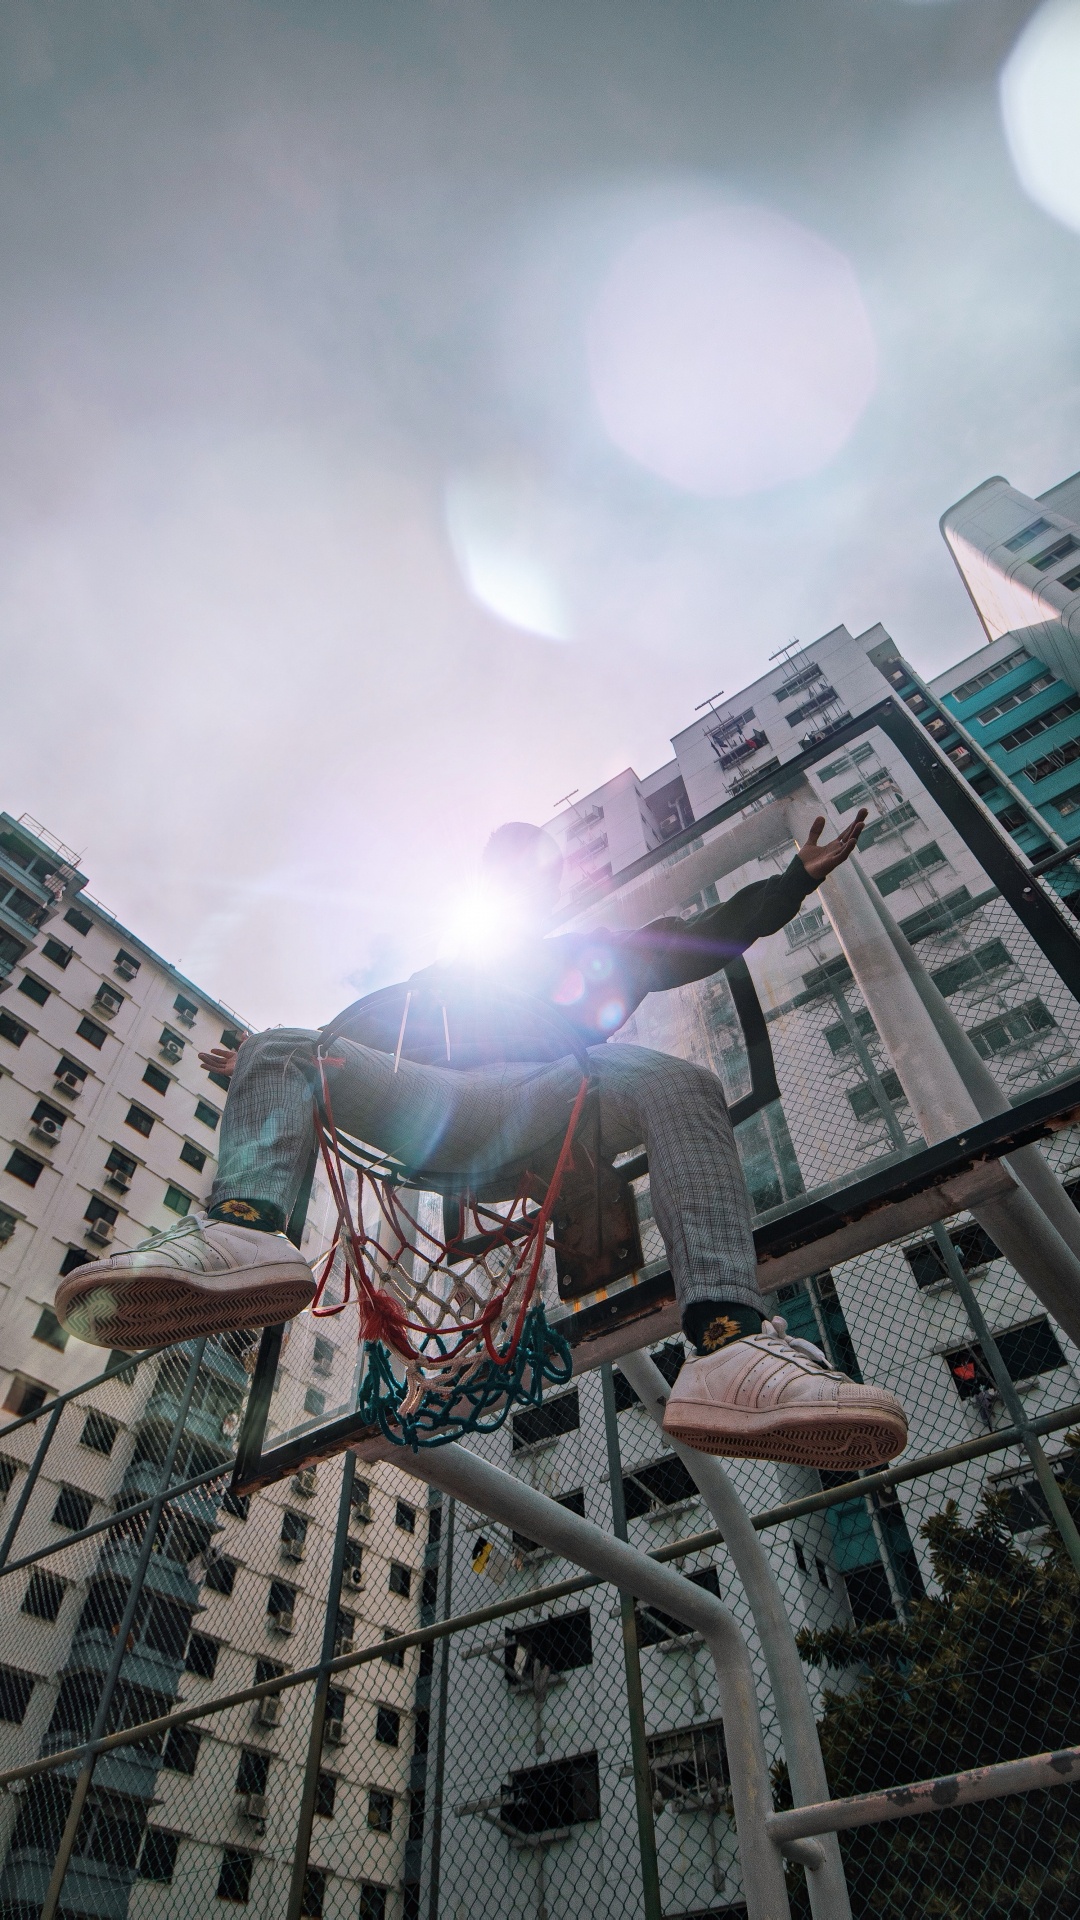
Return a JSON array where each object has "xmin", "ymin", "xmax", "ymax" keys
[
  {"xmin": 661, "ymin": 1317, "xmax": 907, "ymax": 1471},
  {"xmin": 54, "ymin": 1212, "xmax": 316, "ymax": 1352}
]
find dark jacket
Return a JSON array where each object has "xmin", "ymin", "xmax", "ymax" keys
[{"xmin": 324, "ymin": 855, "xmax": 815, "ymax": 1067}]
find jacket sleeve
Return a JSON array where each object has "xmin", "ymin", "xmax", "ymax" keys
[{"xmin": 614, "ymin": 855, "xmax": 817, "ymax": 996}]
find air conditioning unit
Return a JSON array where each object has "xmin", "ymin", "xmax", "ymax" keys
[
  {"xmin": 335, "ymin": 1628, "xmax": 355, "ymax": 1654},
  {"xmin": 175, "ymin": 1006, "xmax": 196, "ymax": 1027},
  {"xmin": 270, "ymin": 1610, "xmax": 295, "ymax": 1635},
  {"xmin": 86, "ymin": 1218, "xmax": 114, "ymax": 1246},
  {"xmin": 106, "ymin": 1171, "xmax": 131, "ymax": 1193},
  {"xmin": 54, "ymin": 1070, "xmax": 83, "ymax": 1096},
  {"xmin": 323, "ymin": 1718, "xmax": 346, "ymax": 1746},
  {"xmin": 32, "ymin": 1117, "xmax": 63, "ymax": 1144},
  {"xmin": 94, "ymin": 987, "xmax": 122, "ymax": 1016},
  {"xmin": 114, "ymin": 957, "xmax": 139, "ymax": 982},
  {"xmin": 255, "ymin": 1696, "xmax": 283, "ymax": 1728},
  {"xmin": 236, "ymin": 1793, "xmax": 268, "ymax": 1822},
  {"xmin": 342, "ymin": 1565, "xmax": 364, "ymax": 1592},
  {"xmin": 350, "ymin": 1501, "xmax": 373, "ymax": 1526},
  {"xmin": 281, "ymin": 1539, "xmax": 306, "ymax": 1562},
  {"xmin": 292, "ymin": 1467, "xmax": 317, "ymax": 1496},
  {"xmin": 160, "ymin": 1039, "xmax": 183, "ymax": 1064}
]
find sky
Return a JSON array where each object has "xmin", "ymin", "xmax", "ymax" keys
[{"xmin": 3, "ymin": 0, "xmax": 1080, "ymax": 1030}]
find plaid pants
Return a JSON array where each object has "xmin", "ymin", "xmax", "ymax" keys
[{"xmin": 208, "ymin": 1029, "xmax": 760, "ymax": 1313}]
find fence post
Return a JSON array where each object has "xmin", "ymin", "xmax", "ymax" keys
[
  {"xmin": 0, "ymin": 1399, "xmax": 63, "ymax": 1570},
  {"xmin": 284, "ymin": 1451, "xmax": 357, "ymax": 1920},
  {"xmin": 600, "ymin": 1363, "xmax": 663, "ymax": 1920},
  {"xmin": 425, "ymin": 1496, "xmax": 455, "ymax": 1920},
  {"xmin": 38, "ymin": 1338, "xmax": 207, "ymax": 1920}
]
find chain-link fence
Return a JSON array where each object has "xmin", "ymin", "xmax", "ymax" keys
[{"xmin": 2, "ymin": 1289, "xmax": 1080, "ymax": 1920}]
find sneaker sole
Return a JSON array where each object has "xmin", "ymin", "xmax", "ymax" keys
[
  {"xmin": 663, "ymin": 1410, "xmax": 907, "ymax": 1472},
  {"xmin": 55, "ymin": 1265, "xmax": 316, "ymax": 1352}
]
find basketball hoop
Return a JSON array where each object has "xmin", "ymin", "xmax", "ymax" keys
[{"xmin": 308, "ymin": 1048, "xmax": 590, "ymax": 1448}]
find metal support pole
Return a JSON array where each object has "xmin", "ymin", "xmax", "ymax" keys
[
  {"xmin": 425, "ymin": 1497, "xmax": 454, "ymax": 1920},
  {"xmin": 285, "ymin": 1452, "xmax": 357, "ymax": 1920},
  {"xmin": 39, "ymin": 1339, "xmax": 207, "ymax": 1920},
  {"xmin": 618, "ymin": 1349, "xmax": 851, "ymax": 1920},
  {"xmin": 600, "ymin": 1364, "xmax": 663, "ymax": 1920},
  {"xmin": 368, "ymin": 1438, "xmax": 793, "ymax": 1920},
  {"xmin": 0, "ymin": 1398, "xmax": 63, "ymax": 1569},
  {"xmin": 929, "ymin": 1222, "xmax": 1080, "ymax": 1574}
]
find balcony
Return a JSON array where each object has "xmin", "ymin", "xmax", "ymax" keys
[
  {"xmin": 60, "ymin": 1624, "xmax": 186, "ymax": 1702},
  {"xmin": 0, "ymin": 1851, "xmax": 137, "ymax": 1920},
  {"xmin": 712, "ymin": 730, "xmax": 768, "ymax": 771}
]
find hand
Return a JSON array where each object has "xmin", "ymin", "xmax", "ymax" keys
[
  {"xmin": 796, "ymin": 811, "xmax": 867, "ymax": 884},
  {"xmin": 199, "ymin": 1044, "xmax": 242, "ymax": 1079}
]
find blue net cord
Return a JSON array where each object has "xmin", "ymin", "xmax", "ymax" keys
[{"xmin": 354, "ymin": 1304, "xmax": 573, "ymax": 1450}]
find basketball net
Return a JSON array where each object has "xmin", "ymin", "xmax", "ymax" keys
[{"xmin": 307, "ymin": 1052, "xmax": 586, "ymax": 1447}]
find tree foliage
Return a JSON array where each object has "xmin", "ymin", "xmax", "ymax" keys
[{"xmin": 780, "ymin": 1493, "xmax": 1080, "ymax": 1919}]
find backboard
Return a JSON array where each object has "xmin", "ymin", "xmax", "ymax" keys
[{"xmin": 233, "ymin": 696, "xmax": 1080, "ymax": 1491}]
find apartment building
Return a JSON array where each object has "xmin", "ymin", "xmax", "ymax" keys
[
  {"xmin": 0, "ymin": 810, "xmax": 426, "ymax": 1920},
  {"xmin": 427, "ymin": 552, "xmax": 1080, "ymax": 1917}
]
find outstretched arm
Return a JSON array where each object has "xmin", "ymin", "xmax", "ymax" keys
[{"xmin": 623, "ymin": 809, "xmax": 867, "ymax": 994}]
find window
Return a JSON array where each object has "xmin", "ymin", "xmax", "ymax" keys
[
  {"xmin": 41, "ymin": 937, "xmax": 71, "ymax": 968},
  {"xmin": 506, "ymin": 1611, "xmax": 593, "ymax": 1682},
  {"xmin": 114, "ymin": 948, "xmax": 141, "ymax": 976},
  {"xmin": 195, "ymin": 1099, "xmax": 221, "ymax": 1130},
  {"xmin": 0, "ymin": 1010, "xmax": 28, "ymax": 1046},
  {"xmin": 125, "ymin": 1103, "xmax": 154, "ymax": 1137},
  {"xmin": 205, "ymin": 1554, "xmax": 238, "ymax": 1596},
  {"xmin": 635, "ymin": 1567, "xmax": 722, "ymax": 1647},
  {"xmin": 367, "ymin": 1789, "xmax": 394, "ymax": 1834},
  {"xmin": 80, "ymin": 1410, "xmax": 119, "ymax": 1454},
  {"xmin": 647, "ymin": 1721, "xmax": 728, "ymax": 1810},
  {"xmin": 389, "ymin": 1563, "xmax": 412, "ymax": 1598},
  {"xmin": 236, "ymin": 1748, "xmax": 270, "ymax": 1795},
  {"xmin": 312, "ymin": 1335, "xmax": 333, "ymax": 1373},
  {"xmin": 350, "ymin": 1476, "xmax": 372, "ymax": 1519},
  {"xmin": 267, "ymin": 1579, "xmax": 296, "ymax": 1623},
  {"xmin": 303, "ymin": 1387, "xmax": 325, "ymax": 1417},
  {"xmin": 0, "ymin": 1205, "xmax": 19, "ymax": 1245},
  {"xmin": 315, "ymin": 1771, "xmax": 337, "ymax": 1818},
  {"xmin": 343, "ymin": 1539, "xmax": 362, "ymax": 1579},
  {"xmin": 823, "ymin": 1007, "xmax": 875, "ymax": 1054},
  {"xmin": 395, "ymin": 1498, "xmax": 416, "ymax": 1532},
  {"xmin": 52, "ymin": 1486, "xmax": 93, "ymax": 1532},
  {"xmin": 222, "ymin": 1489, "xmax": 250, "ymax": 1520},
  {"xmin": 185, "ymin": 1631, "xmax": 220, "ymax": 1679},
  {"xmin": 0, "ymin": 1457, "xmax": 17, "ymax": 1497},
  {"xmin": 6, "ymin": 1148, "xmax": 44, "ymax": 1187},
  {"xmin": 929, "ymin": 941, "xmax": 1012, "ymax": 997},
  {"xmin": 300, "ymin": 1867, "xmax": 327, "ymax": 1919},
  {"xmin": 784, "ymin": 905, "xmax": 826, "ymax": 947},
  {"xmin": 59, "ymin": 1248, "xmax": 89, "ymax": 1277},
  {"xmin": 281, "ymin": 1510, "xmax": 308, "ymax": 1549},
  {"xmin": 1050, "ymin": 783, "xmax": 1080, "ymax": 816},
  {"xmin": 23, "ymin": 1570, "xmax": 65, "ymax": 1620},
  {"xmin": 501, "ymin": 1752, "xmax": 600, "ymax": 1835},
  {"xmin": 848, "ymin": 1070, "xmax": 908, "ymax": 1120},
  {"xmin": 142, "ymin": 1062, "xmax": 170, "ymax": 1095},
  {"xmin": 333, "ymin": 1610, "xmax": 355, "ymax": 1656},
  {"xmin": 359, "ymin": 1885, "xmax": 387, "ymax": 1920},
  {"xmin": 998, "ymin": 694, "xmax": 1080, "ymax": 752},
  {"xmin": 1031, "ymin": 533, "xmax": 1080, "ymax": 571},
  {"xmin": 873, "ymin": 843, "xmax": 947, "ymax": 896},
  {"xmin": 174, "ymin": 993, "xmax": 198, "ymax": 1022},
  {"xmin": 106, "ymin": 1146, "xmax": 138, "ymax": 1181},
  {"xmin": 512, "ymin": 1389, "xmax": 580, "ymax": 1451},
  {"xmin": 1023, "ymin": 735, "xmax": 1080, "ymax": 783},
  {"xmin": 381, "ymin": 1629, "xmax": 404, "ymax": 1668},
  {"xmin": 623, "ymin": 1455, "xmax": 699, "ymax": 1517},
  {"xmin": 325, "ymin": 1685, "xmax": 347, "ymax": 1733},
  {"xmin": 84, "ymin": 1195, "xmax": 118, "ymax": 1228},
  {"xmin": 34, "ymin": 1307, "xmax": 69, "ymax": 1352},
  {"xmin": 945, "ymin": 1316, "xmax": 1066, "ymax": 1399},
  {"xmin": 31, "ymin": 1098, "xmax": 66, "ymax": 1136},
  {"xmin": 0, "ymin": 1665, "xmax": 35, "ymax": 1724},
  {"xmin": 375, "ymin": 1705, "xmax": 400, "ymax": 1746},
  {"xmin": 180, "ymin": 1140, "xmax": 207, "ymax": 1172},
  {"xmin": 973, "ymin": 673, "xmax": 1055, "ymax": 725},
  {"xmin": 64, "ymin": 906, "xmax": 93, "ymax": 935},
  {"xmin": 217, "ymin": 1847, "xmax": 254, "ymax": 1903},
  {"xmin": 4, "ymin": 1373, "xmax": 49, "ymax": 1416},
  {"xmin": 845, "ymin": 1561, "xmax": 896, "ymax": 1628},
  {"xmin": 162, "ymin": 1724, "xmax": 202, "ymax": 1774},
  {"xmin": 951, "ymin": 649, "xmax": 1035, "ymax": 700},
  {"xmin": 905, "ymin": 1221, "xmax": 1000, "ymax": 1288},
  {"xmin": 793, "ymin": 1539, "xmax": 807, "ymax": 1572},
  {"xmin": 1004, "ymin": 520, "xmax": 1050, "ymax": 553},
  {"xmin": 815, "ymin": 1556, "xmax": 831, "ymax": 1589},
  {"xmin": 968, "ymin": 998, "xmax": 1055, "ymax": 1058},
  {"xmin": 138, "ymin": 1829, "xmax": 180, "ymax": 1883},
  {"xmin": 77, "ymin": 1017, "xmax": 108, "ymax": 1049},
  {"xmin": 18, "ymin": 976, "xmax": 49, "ymax": 1007},
  {"xmin": 163, "ymin": 1185, "xmax": 192, "ymax": 1216}
]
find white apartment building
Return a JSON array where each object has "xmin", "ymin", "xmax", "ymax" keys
[
  {"xmin": 0, "ymin": 809, "xmax": 427, "ymax": 1920},
  {"xmin": 941, "ymin": 468, "xmax": 1080, "ymax": 699}
]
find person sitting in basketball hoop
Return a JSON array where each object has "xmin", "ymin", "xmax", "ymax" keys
[{"xmin": 56, "ymin": 811, "xmax": 907, "ymax": 1470}]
